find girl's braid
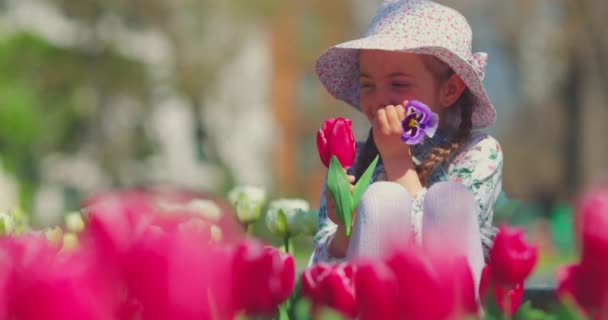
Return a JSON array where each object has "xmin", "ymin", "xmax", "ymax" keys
[{"xmin": 415, "ymin": 90, "xmax": 473, "ymax": 186}]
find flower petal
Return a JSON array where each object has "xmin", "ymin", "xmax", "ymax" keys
[{"xmin": 424, "ymin": 113, "xmax": 439, "ymax": 138}]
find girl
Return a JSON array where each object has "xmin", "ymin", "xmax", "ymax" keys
[{"xmin": 309, "ymin": 0, "xmax": 503, "ymax": 290}]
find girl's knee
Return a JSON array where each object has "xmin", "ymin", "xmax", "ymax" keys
[
  {"xmin": 357, "ymin": 182, "xmax": 413, "ymax": 222},
  {"xmin": 427, "ymin": 181, "xmax": 473, "ymax": 199},
  {"xmin": 423, "ymin": 181, "xmax": 477, "ymax": 221},
  {"xmin": 362, "ymin": 181, "xmax": 413, "ymax": 203}
]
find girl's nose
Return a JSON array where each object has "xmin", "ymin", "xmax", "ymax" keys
[{"xmin": 372, "ymin": 88, "xmax": 401, "ymax": 109}]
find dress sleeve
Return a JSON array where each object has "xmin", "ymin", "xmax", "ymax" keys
[
  {"xmin": 307, "ymin": 174, "xmax": 347, "ymax": 266},
  {"xmin": 446, "ymin": 134, "xmax": 503, "ymax": 259}
]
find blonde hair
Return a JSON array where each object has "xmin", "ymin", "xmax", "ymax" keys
[{"xmin": 353, "ymin": 55, "xmax": 473, "ymax": 187}]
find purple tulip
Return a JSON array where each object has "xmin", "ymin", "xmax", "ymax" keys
[{"xmin": 400, "ymin": 100, "xmax": 439, "ymax": 145}]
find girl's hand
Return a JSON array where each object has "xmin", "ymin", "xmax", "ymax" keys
[
  {"xmin": 373, "ymin": 103, "xmax": 410, "ymax": 162},
  {"xmin": 372, "ymin": 102, "xmax": 422, "ymax": 197}
]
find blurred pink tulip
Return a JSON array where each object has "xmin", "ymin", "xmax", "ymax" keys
[
  {"xmin": 1, "ymin": 236, "xmax": 117, "ymax": 319},
  {"xmin": 488, "ymin": 225, "xmax": 538, "ymax": 286},
  {"xmin": 481, "ymin": 265, "xmax": 524, "ymax": 316},
  {"xmin": 301, "ymin": 262, "xmax": 358, "ymax": 318},
  {"xmin": 355, "ymin": 260, "xmax": 400, "ymax": 320},
  {"xmin": 556, "ymin": 184, "xmax": 608, "ymax": 317},
  {"xmin": 232, "ymin": 240, "xmax": 295, "ymax": 316},
  {"xmin": 386, "ymin": 248, "xmax": 477, "ymax": 320}
]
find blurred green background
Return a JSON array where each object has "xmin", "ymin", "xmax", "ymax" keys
[{"xmin": 0, "ymin": 0, "xmax": 606, "ymax": 278}]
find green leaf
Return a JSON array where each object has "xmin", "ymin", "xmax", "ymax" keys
[
  {"xmin": 551, "ymin": 297, "xmax": 588, "ymax": 320},
  {"xmin": 493, "ymin": 191, "xmax": 521, "ymax": 221},
  {"xmin": 483, "ymin": 293, "xmax": 504, "ymax": 319},
  {"xmin": 351, "ymin": 155, "xmax": 379, "ymax": 209},
  {"xmin": 327, "ymin": 156, "xmax": 354, "ymax": 236},
  {"xmin": 276, "ymin": 209, "xmax": 288, "ymax": 238},
  {"xmin": 277, "ymin": 304, "xmax": 289, "ymax": 320},
  {"xmin": 294, "ymin": 299, "xmax": 312, "ymax": 320},
  {"xmin": 317, "ymin": 306, "xmax": 347, "ymax": 320},
  {"xmin": 514, "ymin": 301, "xmax": 554, "ymax": 320},
  {"xmin": 549, "ymin": 203, "xmax": 575, "ymax": 253}
]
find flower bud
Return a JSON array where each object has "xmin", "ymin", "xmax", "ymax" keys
[
  {"xmin": 265, "ymin": 199, "xmax": 310, "ymax": 238},
  {"xmin": 228, "ymin": 186, "xmax": 267, "ymax": 224},
  {"xmin": 0, "ymin": 212, "xmax": 15, "ymax": 235}
]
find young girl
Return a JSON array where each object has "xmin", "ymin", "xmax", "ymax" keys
[{"xmin": 309, "ymin": 0, "xmax": 503, "ymax": 290}]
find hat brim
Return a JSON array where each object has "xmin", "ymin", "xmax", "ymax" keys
[{"xmin": 316, "ymin": 34, "xmax": 496, "ymax": 129}]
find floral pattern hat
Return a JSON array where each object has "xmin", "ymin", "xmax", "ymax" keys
[{"xmin": 316, "ymin": 0, "xmax": 496, "ymax": 129}]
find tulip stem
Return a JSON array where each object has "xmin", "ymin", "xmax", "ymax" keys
[
  {"xmin": 246, "ymin": 223, "xmax": 254, "ymax": 235},
  {"xmin": 283, "ymin": 236, "xmax": 291, "ymax": 254}
]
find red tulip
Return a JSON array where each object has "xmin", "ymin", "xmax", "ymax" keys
[
  {"xmin": 2, "ymin": 236, "xmax": 117, "ymax": 319},
  {"xmin": 301, "ymin": 262, "xmax": 358, "ymax": 318},
  {"xmin": 577, "ymin": 187, "xmax": 608, "ymax": 270},
  {"xmin": 482, "ymin": 265, "xmax": 525, "ymax": 316},
  {"xmin": 488, "ymin": 225, "xmax": 538, "ymax": 286},
  {"xmin": 495, "ymin": 282, "xmax": 524, "ymax": 316},
  {"xmin": 355, "ymin": 261, "xmax": 400, "ymax": 320},
  {"xmin": 557, "ymin": 264, "xmax": 581, "ymax": 304},
  {"xmin": 116, "ymin": 222, "xmax": 236, "ymax": 320},
  {"xmin": 316, "ymin": 118, "xmax": 356, "ymax": 168},
  {"xmin": 231, "ymin": 240, "xmax": 295, "ymax": 316},
  {"xmin": 559, "ymin": 186, "xmax": 608, "ymax": 316},
  {"xmin": 386, "ymin": 248, "xmax": 477, "ymax": 320}
]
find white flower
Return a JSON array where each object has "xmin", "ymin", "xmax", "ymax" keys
[
  {"xmin": 44, "ymin": 226, "xmax": 63, "ymax": 247},
  {"xmin": 186, "ymin": 199, "xmax": 222, "ymax": 222},
  {"xmin": 61, "ymin": 232, "xmax": 79, "ymax": 252},
  {"xmin": 265, "ymin": 199, "xmax": 310, "ymax": 238},
  {"xmin": 64, "ymin": 211, "xmax": 85, "ymax": 233},
  {"xmin": 294, "ymin": 209, "xmax": 319, "ymax": 237},
  {"xmin": 228, "ymin": 186, "xmax": 267, "ymax": 224},
  {"xmin": 0, "ymin": 212, "xmax": 15, "ymax": 235},
  {"xmin": 210, "ymin": 225, "xmax": 222, "ymax": 243}
]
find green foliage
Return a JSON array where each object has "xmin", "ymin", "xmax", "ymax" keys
[
  {"xmin": 327, "ymin": 156, "xmax": 354, "ymax": 234},
  {"xmin": 351, "ymin": 155, "xmax": 379, "ymax": 210},
  {"xmin": 549, "ymin": 203, "xmax": 575, "ymax": 254},
  {"xmin": 0, "ymin": 31, "xmax": 149, "ymax": 212},
  {"xmin": 493, "ymin": 191, "xmax": 522, "ymax": 222},
  {"xmin": 326, "ymin": 155, "xmax": 378, "ymax": 236},
  {"xmin": 514, "ymin": 301, "xmax": 555, "ymax": 320}
]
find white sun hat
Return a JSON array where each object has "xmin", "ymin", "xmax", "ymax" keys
[{"xmin": 316, "ymin": 0, "xmax": 496, "ymax": 129}]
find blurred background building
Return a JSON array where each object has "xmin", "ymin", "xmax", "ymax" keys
[{"xmin": 0, "ymin": 0, "xmax": 606, "ymax": 273}]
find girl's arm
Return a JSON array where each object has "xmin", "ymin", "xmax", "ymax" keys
[{"xmin": 308, "ymin": 176, "xmax": 348, "ymax": 266}]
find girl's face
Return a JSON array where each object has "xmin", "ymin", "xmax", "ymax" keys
[{"xmin": 358, "ymin": 50, "xmax": 452, "ymax": 124}]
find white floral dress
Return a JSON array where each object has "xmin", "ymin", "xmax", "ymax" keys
[{"xmin": 309, "ymin": 130, "xmax": 503, "ymax": 265}]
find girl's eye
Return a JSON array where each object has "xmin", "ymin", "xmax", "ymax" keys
[
  {"xmin": 360, "ymin": 82, "xmax": 374, "ymax": 89},
  {"xmin": 392, "ymin": 82, "xmax": 410, "ymax": 88}
]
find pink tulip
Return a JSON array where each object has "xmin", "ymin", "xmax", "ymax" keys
[
  {"xmin": 386, "ymin": 248, "xmax": 477, "ymax": 320},
  {"xmin": 83, "ymin": 189, "xmax": 240, "ymax": 320},
  {"xmin": 301, "ymin": 262, "xmax": 358, "ymax": 318},
  {"xmin": 556, "ymin": 185, "xmax": 608, "ymax": 316},
  {"xmin": 577, "ymin": 187, "xmax": 608, "ymax": 271},
  {"xmin": 2, "ymin": 236, "xmax": 117, "ymax": 319},
  {"xmin": 481, "ymin": 265, "xmax": 524, "ymax": 316},
  {"xmin": 488, "ymin": 225, "xmax": 538, "ymax": 286},
  {"xmin": 557, "ymin": 264, "xmax": 581, "ymax": 304},
  {"xmin": 316, "ymin": 118, "xmax": 356, "ymax": 168},
  {"xmin": 231, "ymin": 240, "xmax": 295, "ymax": 316},
  {"xmin": 355, "ymin": 261, "xmax": 400, "ymax": 320},
  {"xmin": 121, "ymin": 221, "xmax": 237, "ymax": 320},
  {"xmin": 495, "ymin": 282, "xmax": 524, "ymax": 316}
]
